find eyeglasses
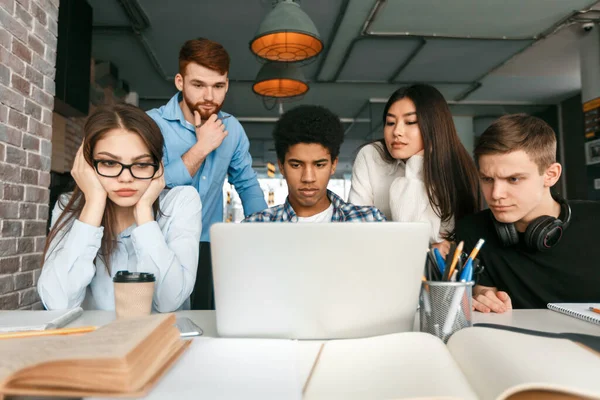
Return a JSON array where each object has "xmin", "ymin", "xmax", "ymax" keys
[{"xmin": 93, "ymin": 160, "xmax": 159, "ymax": 179}]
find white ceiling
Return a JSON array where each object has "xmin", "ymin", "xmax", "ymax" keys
[{"xmin": 87, "ymin": 0, "xmax": 598, "ymax": 175}]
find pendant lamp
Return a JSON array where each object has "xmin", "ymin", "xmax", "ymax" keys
[
  {"xmin": 252, "ymin": 62, "xmax": 309, "ymax": 99},
  {"xmin": 250, "ymin": 0, "xmax": 323, "ymax": 64}
]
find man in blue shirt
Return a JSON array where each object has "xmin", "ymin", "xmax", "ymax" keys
[
  {"xmin": 244, "ymin": 105, "xmax": 385, "ymax": 223},
  {"xmin": 148, "ymin": 38, "xmax": 267, "ymax": 309}
]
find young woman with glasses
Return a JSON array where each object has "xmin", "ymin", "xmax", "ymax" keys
[{"xmin": 38, "ymin": 103, "xmax": 202, "ymax": 312}]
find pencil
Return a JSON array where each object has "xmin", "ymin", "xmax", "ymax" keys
[
  {"xmin": 589, "ymin": 307, "xmax": 600, "ymax": 315},
  {"xmin": 467, "ymin": 239, "xmax": 485, "ymax": 262},
  {"xmin": 445, "ymin": 241, "xmax": 464, "ymax": 281},
  {"xmin": 0, "ymin": 326, "xmax": 96, "ymax": 340}
]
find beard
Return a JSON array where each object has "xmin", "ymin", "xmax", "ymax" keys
[{"xmin": 182, "ymin": 93, "xmax": 224, "ymax": 121}]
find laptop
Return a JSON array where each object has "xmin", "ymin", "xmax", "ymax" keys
[{"xmin": 210, "ymin": 222, "xmax": 430, "ymax": 339}]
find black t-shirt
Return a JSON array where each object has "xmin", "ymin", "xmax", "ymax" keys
[{"xmin": 455, "ymin": 201, "xmax": 600, "ymax": 309}]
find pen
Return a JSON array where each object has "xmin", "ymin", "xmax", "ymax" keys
[
  {"xmin": 442, "ymin": 284, "xmax": 466, "ymax": 338},
  {"xmin": 589, "ymin": 307, "xmax": 600, "ymax": 315},
  {"xmin": 449, "ymin": 270, "xmax": 458, "ymax": 282},
  {"xmin": 444, "ymin": 243, "xmax": 457, "ymax": 271},
  {"xmin": 433, "ymin": 248, "xmax": 446, "ymax": 274},
  {"xmin": 466, "ymin": 239, "xmax": 485, "ymax": 264},
  {"xmin": 421, "ymin": 281, "xmax": 432, "ymax": 315},
  {"xmin": 0, "ymin": 326, "xmax": 97, "ymax": 340},
  {"xmin": 425, "ymin": 253, "xmax": 433, "ymax": 280},
  {"xmin": 457, "ymin": 240, "xmax": 485, "ymax": 283},
  {"xmin": 426, "ymin": 251, "xmax": 442, "ymax": 281},
  {"xmin": 442, "ymin": 243, "xmax": 456, "ymax": 281},
  {"xmin": 455, "ymin": 257, "xmax": 464, "ymax": 278},
  {"xmin": 459, "ymin": 258, "xmax": 474, "ymax": 282}
]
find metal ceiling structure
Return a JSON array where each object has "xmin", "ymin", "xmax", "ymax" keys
[{"xmin": 88, "ymin": 0, "xmax": 598, "ymax": 175}]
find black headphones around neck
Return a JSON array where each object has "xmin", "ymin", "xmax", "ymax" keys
[{"xmin": 492, "ymin": 193, "xmax": 571, "ymax": 252}]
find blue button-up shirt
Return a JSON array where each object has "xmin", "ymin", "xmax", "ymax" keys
[{"xmin": 148, "ymin": 93, "xmax": 267, "ymax": 241}]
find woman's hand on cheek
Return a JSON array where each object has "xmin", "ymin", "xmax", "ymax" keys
[
  {"xmin": 72, "ymin": 143, "xmax": 107, "ymax": 205},
  {"xmin": 134, "ymin": 163, "xmax": 165, "ymax": 225},
  {"xmin": 72, "ymin": 142, "xmax": 107, "ymax": 226}
]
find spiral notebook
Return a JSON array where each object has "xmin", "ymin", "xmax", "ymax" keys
[{"xmin": 547, "ymin": 303, "xmax": 600, "ymax": 326}]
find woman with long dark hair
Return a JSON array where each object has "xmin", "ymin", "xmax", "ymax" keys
[
  {"xmin": 39, "ymin": 103, "xmax": 202, "ymax": 312},
  {"xmin": 349, "ymin": 84, "xmax": 480, "ymax": 253}
]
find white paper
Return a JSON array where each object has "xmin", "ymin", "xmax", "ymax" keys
[
  {"xmin": 304, "ymin": 332, "xmax": 478, "ymax": 400},
  {"xmin": 448, "ymin": 327, "xmax": 600, "ymax": 400},
  {"xmin": 91, "ymin": 337, "xmax": 309, "ymax": 400}
]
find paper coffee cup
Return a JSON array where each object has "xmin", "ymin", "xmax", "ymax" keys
[{"xmin": 113, "ymin": 271, "xmax": 156, "ymax": 319}]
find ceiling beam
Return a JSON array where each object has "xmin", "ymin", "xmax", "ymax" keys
[
  {"xmin": 387, "ymin": 38, "xmax": 426, "ymax": 82},
  {"xmin": 324, "ymin": 0, "xmax": 592, "ymax": 101},
  {"xmin": 453, "ymin": 9, "xmax": 587, "ymax": 101},
  {"xmin": 115, "ymin": 0, "xmax": 149, "ymax": 31},
  {"xmin": 95, "ymin": 0, "xmax": 172, "ymax": 81},
  {"xmin": 454, "ymin": 83, "xmax": 483, "ymax": 102},
  {"xmin": 344, "ymin": 100, "xmax": 370, "ymax": 136},
  {"xmin": 313, "ymin": 0, "xmax": 351, "ymax": 80}
]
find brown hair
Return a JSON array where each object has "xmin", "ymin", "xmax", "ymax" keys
[
  {"xmin": 475, "ymin": 114, "xmax": 557, "ymax": 174},
  {"xmin": 43, "ymin": 103, "xmax": 164, "ymax": 271},
  {"xmin": 363, "ymin": 84, "xmax": 481, "ymax": 234},
  {"xmin": 179, "ymin": 38, "xmax": 230, "ymax": 76}
]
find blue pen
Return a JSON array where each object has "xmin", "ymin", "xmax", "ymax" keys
[
  {"xmin": 460, "ymin": 238, "xmax": 484, "ymax": 282},
  {"xmin": 459, "ymin": 258, "xmax": 474, "ymax": 282},
  {"xmin": 433, "ymin": 248, "xmax": 446, "ymax": 274}
]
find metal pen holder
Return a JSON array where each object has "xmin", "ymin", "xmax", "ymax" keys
[{"xmin": 419, "ymin": 281, "xmax": 474, "ymax": 343}]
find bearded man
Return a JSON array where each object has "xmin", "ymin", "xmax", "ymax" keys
[{"xmin": 148, "ymin": 38, "xmax": 267, "ymax": 310}]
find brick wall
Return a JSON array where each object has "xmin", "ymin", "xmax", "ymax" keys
[
  {"xmin": 51, "ymin": 85, "xmax": 123, "ymax": 174},
  {"xmin": 51, "ymin": 111, "xmax": 84, "ymax": 173},
  {"xmin": 0, "ymin": 0, "xmax": 59, "ymax": 310}
]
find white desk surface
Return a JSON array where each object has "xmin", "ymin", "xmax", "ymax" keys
[
  {"xmin": 7, "ymin": 309, "xmax": 597, "ymax": 400},
  {"xmin": 68, "ymin": 309, "xmax": 600, "ymax": 336},
  {"xmin": 74, "ymin": 309, "xmax": 600, "ymax": 400},
  {"xmin": 471, "ymin": 309, "xmax": 600, "ymax": 335}
]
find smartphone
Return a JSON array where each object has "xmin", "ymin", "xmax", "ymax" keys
[{"xmin": 175, "ymin": 317, "xmax": 203, "ymax": 337}]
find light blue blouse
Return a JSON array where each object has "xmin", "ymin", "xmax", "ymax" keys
[{"xmin": 38, "ymin": 186, "xmax": 202, "ymax": 312}]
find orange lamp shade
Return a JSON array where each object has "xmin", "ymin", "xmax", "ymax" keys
[
  {"xmin": 250, "ymin": 0, "xmax": 323, "ymax": 63},
  {"xmin": 253, "ymin": 78, "xmax": 308, "ymax": 98},
  {"xmin": 252, "ymin": 62, "xmax": 308, "ymax": 98},
  {"xmin": 250, "ymin": 31, "xmax": 323, "ymax": 62}
]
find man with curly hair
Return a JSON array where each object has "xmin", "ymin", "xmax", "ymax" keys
[{"xmin": 244, "ymin": 105, "xmax": 386, "ymax": 222}]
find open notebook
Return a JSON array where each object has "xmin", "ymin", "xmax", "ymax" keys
[
  {"xmin": 303, "ymin": 327, "xmax": 600, "ymax": 400},
  {"xmin": 548, "ymin": 303, "xmax": 600, "ymax": 326},
  {"xmin": 0, "ymin": 307, "xmax": 83, "ymax": 332},
  {"xmin": 89, "ymin": 337, "xmax": 320, "ymax": 400}
]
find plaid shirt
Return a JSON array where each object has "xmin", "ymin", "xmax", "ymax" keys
[{"xmin": 243, "ymin": 190, "xmax": 386, "ymax": 222}]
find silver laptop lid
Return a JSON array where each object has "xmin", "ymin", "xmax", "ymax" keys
[{"xmin": 211, "ymin": 222, "xmax": 429, "ymax": 339}]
